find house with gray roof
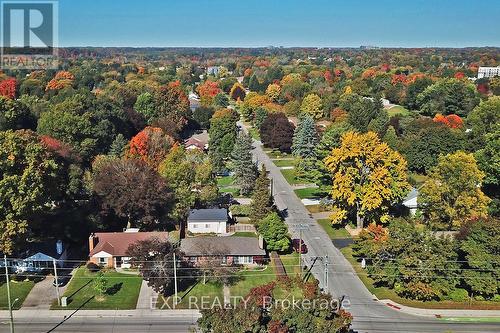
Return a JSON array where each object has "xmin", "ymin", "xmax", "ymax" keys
[
  {"xmin": 180, "ymin": 236, "xmax": 266, "ymax": 265},
  {"xmin": 187, "ymin": 208, "xmax": 228, "ymax": 234},
  {"xmin": 402, "ymin": 188, "xmax": 419, "ymax": 216}
]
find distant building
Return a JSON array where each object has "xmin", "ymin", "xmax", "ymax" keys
[
  {"xmin": 477, "ymin": 66, "xmax": 500, "ymax": 79},
  {"xmin": 206, "ymin": 66, "xmax": 220, "ymax": 76},
  {"xmin": 89, "ymin": 230, "xmax": 169, "ymax": 268},
  {"xmin": 184, "ymin": 130, "xmax": 209, "ymax": 151},
  {"xmin": 11, "ymin": 240, "xmax": 68, "ymax": 273},
  {"xmin": 187, "ymin": 208, "xmax": 228, "ymax": 234}
]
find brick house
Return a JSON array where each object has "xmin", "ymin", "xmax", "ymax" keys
[{"xmin": 88, "ymin": 229, "xmax": 169, "ymax": 268}]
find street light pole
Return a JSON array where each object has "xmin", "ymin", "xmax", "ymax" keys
[
  {"xmin": 4, "ymin": 255, "xmax": 14, "ymax": 333},
  {"xmin": 173, "ymin": 252, "xmax": 178, "ymax": 309},
  {"xmin": 324, "ymin": 255, "xmax": 329, "ymax": 290}
]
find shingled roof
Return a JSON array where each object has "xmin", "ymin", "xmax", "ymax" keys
[
  {"xmin": 180, "ymin": 237, "xmax": 265, "ymax": 256},
  {"xmin": 89, "ymin": 231, "xmax": 169, "ymax": 257}
]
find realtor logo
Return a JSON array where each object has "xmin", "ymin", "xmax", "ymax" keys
[{"xmin": 1, "ymin": 0, "xmax": 58, "ymax": 69}]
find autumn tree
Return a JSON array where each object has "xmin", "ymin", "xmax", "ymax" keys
[
  {"xmin": 419, "ymin": 151, "xmax": 490, "ymax": 230},
  {"xmin": 325, "ymin": 132, "xmax": 411, "ymax": 229},
  {"xmin": 300, "ymin": 93, "xmax": 323, "ymax": 119},
  {"xmin": 128, "ymin": 126, "xmax": 175, "ymax": 169},
  {"xmin": 250, "ymin": 165, "xmax": 273, "ymax": 222},
  {"xmin": 260, "ymin": 112, "xmax": 295, "ymax": 153},
  {"xmin": 0, "ymin": 130, "xmax": 60, "ymax": 254},
  {"xmin": 229, "ymin": 82, "xmax": 246, "ymax": 101},
  {"xmin": 266, "ymin": 83, "xmax": 281, "ymax": 102},
  {"xmin": 231, "ymin": 132, "xmax": 257, "ymax": 196},
  {"xmin": 152, "ymin": 83, "xmax": 191, "ymax": 137},
  {"xmin": 257, "ymin": 212, "xmax": 290, "ymax": 252},
  {"xmin": 197, "ymin": 80, "xmax": 222, "ymax": 106},
  {"xmin": 0, "ymin": 78, "xmax": 17, "ymax": 99},
  {"xmin": 92, "ymin": 157, "xmax": 174, "ymax": 229}
]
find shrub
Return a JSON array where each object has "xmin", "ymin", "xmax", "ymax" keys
[
  {"xmin": 86, "ymin": 262, "xmax": 101, "ymax": 273},
  {"xmin": 447, "ymin": 288, "xmax": 469, "ymax": 302},
  {"xmin": 229, "ymin": 204, "xmax": 251, "ymax": 217}
]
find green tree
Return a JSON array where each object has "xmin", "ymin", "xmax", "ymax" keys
[
  {"xmin": 258, "ymin": 212, "xmax": 290, "ymax": 252},
  {"xmin": 466, "ymin": 96, "xmax": 500, "ymax": 148},
  {"xmin": 193, "ymin": 106, "xmax": 215, "ymax": 130},
  {"xmin": 325, "ymin": 131, "xmax": 411, "ymax": 228},
  {"xmin": 0, "ymin": 97, "xmax": 36, "ymax": 131},
  {"xmin": 134, "ymin": 92, "xmax": 156, "ymax": 123},
  {"xmin": 108, "ymin": 134, "xmax": 127, "ymax": 157},
  {"xmin": 253, "ymin": 107, "xmax": 268, "ymax": 130},
  {"xmin": 419, "ymin": 151, "xmax": 491, "ymax": 230},
  {"xmin": 382, "ymin": 125, "xmax": 399, "ymax": 150},
  {"xmin": 94, "ymin": 271, "xmax": 108, "ymax": 301},
  {"xmin": 417, "ymin": 78, "xmax": 480, "ymax": 116},
  {"xmin": 231, "ymin": 132, "xmax": 257, "ymax": 196},
  {"xmin": 340, "ymin": 93, "xmax": 382, "ymax": 132},
  {"xmin": 405, "ymin": 77, "xmax": 433, "ymax": 110},
  {"xmin": 213, "ymin": 93, "xmax": 229, "ymax": 108},
  {"xmin": 0, "ymin": 130, "xmax": 60, "ymax": 254},
  {"xmin": 367, "ymin": 110, "xmax": 390, "ymax": 137},
  {"xmin": 459, "ymin": 217, "xmax": 500, "ymax": 298},
  {"xmin": 250, "ymin": 166, "xmax": 272, "ymax": 222},
  {"xmin": 292, "ymin": 115, "xmax": 319, "ymax": 159},
  {"xmin": 208, "ymin": 108, "xmax": 238, "ymax": 171},
  {"xmin": 300, "ymin": 93, "xmax": 323, "ymax": 119}
]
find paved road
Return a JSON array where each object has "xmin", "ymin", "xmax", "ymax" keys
[
  {"xmin": 244, "ymin": 125, "xmax": 500, "ymax": 333},
  {"xmin": 0, "ymin": 317, "xmax": 197, "ymax": 333}
]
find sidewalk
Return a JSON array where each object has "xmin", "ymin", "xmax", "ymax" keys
[
  {"xmin": 136, "ymin": 280, "xmax": 158, "ymax": 309},
  {"xmin": 0, "ymin": 308, "xmax": 201, "ymax": 319},
  {"xmin": 379, "ymin": 299, "xmax": 500, "ymax": 318}
]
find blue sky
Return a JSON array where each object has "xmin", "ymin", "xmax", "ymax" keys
[{"xmin": 58, "ymin": 0, "xmax": 500, "ymax": 47}]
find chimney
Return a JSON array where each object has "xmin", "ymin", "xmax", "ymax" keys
[
  {"xmin": 88, "ymin": 233, "xmax": 98, "ymax": 252},
  {"xmin": 258, "ymin": 235, "xmax": 265, "ymax": 250}
]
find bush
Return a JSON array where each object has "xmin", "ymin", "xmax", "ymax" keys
[
  {"xmin": 86, "ymin": 262, "xmax": 101, "ymax": 273},
  {"xmin": 447, "ymin": 288, "xmax": 469, "ymax": 302},
  {"xmin": 492, "ymin": 294, "xmax": 500, "ymax": 302}
]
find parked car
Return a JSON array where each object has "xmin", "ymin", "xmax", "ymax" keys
[{"xmin": 292, "ymin": 239, "xmax": 308, "ymax": 254}]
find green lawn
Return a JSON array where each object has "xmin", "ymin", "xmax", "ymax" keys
[
  {"xmin": 52, "ymin": 267, "xmax": 142, "ymax": 310},
  {"xmin": 306, "ymin": 204, "xmax": 330, "ymax": 213},
  {"xmin": 0, "ymin": 280, "xmax": 35, "ymax": 310},
  {"xmin": 341, "ymin": 246, "xmax": 500, "ymax": 310},
  {"xmin": 266, "ymin": 150, "xmax": 291, "ymax": 159},
  {"xmin": 317, "ymin": 219, "xmax": 351, "ymax": 239},
  {"xmin": 280, "ymin": 253, "xmax": 301, "ymax": 277},
  {"xmin": 219, "ymin": 187, "xmax": 240, "ymax": 196},
  {"xmin": 294, "ymin": 187, "xmax": 329, "ymax": 199},
  {"xmin": 217, "ymin": 175, "xmax": 235, "ymax": 187},
  {"xmin": 230, "ymin": 266, "xmax": 276, "ymax": 298},
  {"xmin": 280, "ymin": 169, "xmax": 310, "ymax": 185},
  {"xmin": 272, "ymin": 159, "xmax": 296, "ymax": 168},
  {"xmin": 167, "ymin": 280, "xmax": 224, "ymax": 309},
  {"xmin": 387, "ymin": 105, "xmax": 410, "ymax": 117}
]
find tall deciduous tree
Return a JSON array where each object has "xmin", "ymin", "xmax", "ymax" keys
[
  {"xmin": 231, "ymin": 132, "xmax": 257, "ymax": 196},
  {"xmin": 466, "ymin": 96, "xmax": 500, "ymax": 148},
  {"xmin": 419, "ymin": 151, "xmax": 490, "ymax": 230},
  {"xmin": 92, "ymin": 157, "xmax": 174, "ymax": 229},
  {"xmin": 340, "ymin": 93, "xmax": 382, "ymax": 132},
  {"xmin": 325, "ymin": 131, "xmax": 411, "ymax": 229},
  {"xmin": 229, "ymin": 82, "xmax": 246, "ymax": 101},
  {"xmin": 0, "ymin": 130, "xmax": 60, "ymax": 254},
  {"xmin": 300, "ymin": 93, "xmax": 323, "ymax": 119},
  {"xmin": 250, "ymin": 166, "xmax": 273, "ymax": 222},
  {"xmin": 260, "ymin": 112, "xmax": 295, "ymax": 153},
  {"xmin": 127, "ymin": 126, "xmax": 175, "ymax": 169}
]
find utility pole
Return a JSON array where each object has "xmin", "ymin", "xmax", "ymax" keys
[
  {"xmin": 4, "ymin": 255, "xmax": 14, "ymax": 333},
  {"xmin": 173, "ymin": 252, "xmax": 178, "ymax": 309},
  {"xmin": 299, "ymin": 228, "xmax": 303, "ymax": 278},
  {"xmin": 324, "ymin": 255, "xmax": 329, "ymax": 290},
  {"xmin": 53, "ymin": 259, "xmax": 60, "ymax": 306}
]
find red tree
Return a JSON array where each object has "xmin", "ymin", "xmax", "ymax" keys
[
  {"xmin": 433, "ymin": 114, "xmax": 463, "ymax": 129},
  {"xmin": 0, "ymin": 78, "xmax": 17, "ymax": 99},
  {"xmin": 128, "ymin": 127, "xmax": 175, "ymax": 168}
]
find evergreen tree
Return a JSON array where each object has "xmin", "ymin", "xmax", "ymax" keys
[
  {"xmin": 231, "ymin": 132, "xmax": 257, "ymax": 196},
  {"xmin": 253, "ymin": 107, "xmax": 268, "ymax": 130},
  {"xmin": 257, "ymin": 212, "xmax": 290, "ymax": 252},
  {"xmin": 382, "ymin": 125, "xmax": 399, "ymax": 150},
  {"xmin": 292, "ymin": 115, "xmax": 318, "ymax": 159},
  {"xmin": 108, "ymin": 133, "xmax": 128, "ymax": 157},
  {"xmin": 250, "ymin": 165, "xmax": 273, "ymax": 222}
]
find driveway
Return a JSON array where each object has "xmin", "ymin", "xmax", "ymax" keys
[
  {"xmin": 136, "ymin": 280, "xmax": 158, "ymax": 310},
  {"xmin": 22, "ymin": 275, "xmax": 68, "ymax": 309}
]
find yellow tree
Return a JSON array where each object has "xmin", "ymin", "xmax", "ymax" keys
[
  {"xmin": 419, "ymin": 151, "xmax": 490, "ymax": 230},
  {"xmin": 300, "ymin": 93, "xmax": 323, "ymax": 119},
  {"xmin": 325, "ymin": 131, "xmax": 411, "ymax": 229},
  {"xmin": 266, "ymin": 83, "xmax": 281, "ymax": 102}
]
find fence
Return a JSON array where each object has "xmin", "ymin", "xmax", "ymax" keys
[{"xmin": 227, "ymin": 224, "xmax": 257, "ymax": 233}]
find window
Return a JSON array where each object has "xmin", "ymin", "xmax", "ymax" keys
[
  {"xmin": 192, "ymin": 224, "xmax": 198, "ymax": 229},
  {"xmin": 205, "ymin": 224, "xmax": 210, "ymax": 228},
  {"xmin": 98, "ymin": 257, "xmax": 106, "ymax": 265},
  {"xmin": 235, "ymin": 256, "xmax": 253, "ymax": 264},
  {"xmin": 221, "ymin": 256, "xmax": 227, "ymax": 265}
]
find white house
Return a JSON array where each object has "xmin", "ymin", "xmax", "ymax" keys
[
  {"xmin": 477, "ymin": 66, "xmax": 500, "ymax": 79},
  {"xmin": 187, "ymin": 208, "xmax": 228, "ymax": 234},
  {"xmin": 402, "ymin": 188, "xmax": 419, "ymax": 216}
]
